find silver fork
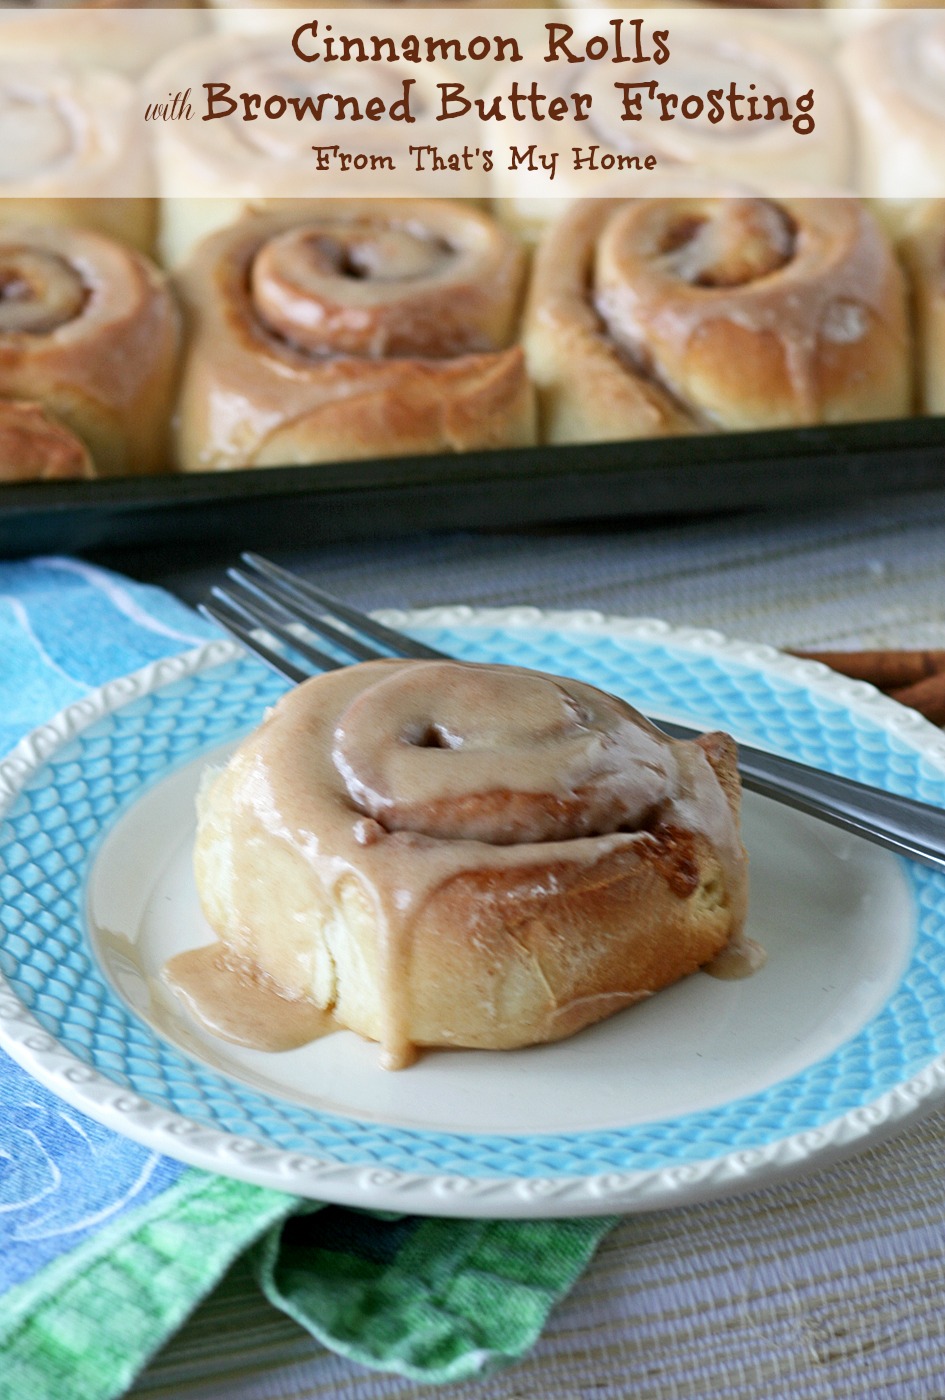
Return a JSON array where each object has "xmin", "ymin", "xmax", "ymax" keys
[{"xmin": 200, "ymin": 552, "xmax": 945, "ymax": 874}]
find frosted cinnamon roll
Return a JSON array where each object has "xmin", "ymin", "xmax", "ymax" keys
[
  {"xmin": 0, "ymin": 225, "xmax": 179, "ymax": 476},
  {"xmin": 147, "ymin": 32, "xmax": 474, "ymax": 267},
  {"xmin": 173, "ymin": 202, "xmax": 535, "ymax": 471},
  {"xmin": 0, "ymin": 63, "xmax": 154, "ymax": 254},
  {"xmin": 186, "ymin": 659, "xmax": 749, "ymax": 1068},
  {"xmin": 838, "ymin": 14, "xmax": 945, "ymax": 215},
  {"xmin": 525, "ymin": 197, "xmax": 911, "ymax": 443}
]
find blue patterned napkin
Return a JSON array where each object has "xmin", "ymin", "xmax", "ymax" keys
[
  {"xmin": 0, "ymin": 558, "xmax": 613, "ymax": 1400},
  {"xmin": 0, "ymin": 559, "xmax": 291, "ymax": 1397}
]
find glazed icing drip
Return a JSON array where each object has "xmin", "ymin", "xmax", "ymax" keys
[
  {"xmin": 249, "ymin": 212, "xmax": 521, "ymax": 359},
  {"xmin": 0, "ymin": 84, "xmax": 71, "ymax": 183},
  {"xmin": 162, "ymin": 944, "xmax": 338, "ymax": 1052},
  {"xmin": 0, "ymin": 247, "xmax": 86, "ymax": 334},
  {"xmin": 333, "ymin": 660, "xmax": 678, "ymax": 843},
  {"xmin": 207, "ymin": 659, "xmax": 746, "ymax": 1069},
  {"xmin": 592, "ymin": 197, "xmax": 892, "ymax": 425}
]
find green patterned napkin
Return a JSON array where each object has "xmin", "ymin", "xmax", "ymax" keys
[
  {"xmin": 254, "ymin": 1204, "xmax": 614, "ymax": 1384},
  {"xmin": 1, "ymin": 1165, "xmax": 613, "ymax": 1400}
]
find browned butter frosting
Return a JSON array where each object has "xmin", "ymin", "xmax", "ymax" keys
[{"xmin": 178, "ymin": 658, "xmax": 750, "ymax": 1068}]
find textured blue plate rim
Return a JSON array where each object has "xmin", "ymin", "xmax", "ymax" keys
[{"xmin": 1, "ymin": 612, "xmax": 945, "ymax": 1218}]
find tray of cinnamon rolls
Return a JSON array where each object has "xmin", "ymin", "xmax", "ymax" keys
[{"xmin": 3, "ymin": 4, "xmax": 945, "ymax": 556}]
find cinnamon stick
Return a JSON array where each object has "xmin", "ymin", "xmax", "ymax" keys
[
  {"xmin": 788, "ymin": 648, "xmax": 945, "ymax": 726},
  {"xmin": 888, "ymin": 676, "xmax": 945, "ymax": 727},
  {"xmin": 789, "ymin": 649, "xmax": 945, "ymax": 690}
]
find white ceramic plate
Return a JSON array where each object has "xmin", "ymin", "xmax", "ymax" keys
[{"xmin": 2, "ymin": 610, "xmax": 945, "ymax": 1218}]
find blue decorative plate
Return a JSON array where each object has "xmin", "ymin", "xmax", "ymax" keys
[{"xmin": 2, "ymin": 610, "xmax": 945, "ymax": 1219}]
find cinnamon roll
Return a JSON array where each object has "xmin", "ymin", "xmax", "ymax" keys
[
  {"xmin": 187, "ymin": 659, "xmax": 749, "ymax": 1069},
  {"xmin": 173, "ymin": 202, "xmax": 535, "ymax": 471},
  {"xmin": 0, "ymin": 62, "xmax": 155, "ymax": 254},
  {"xmin": 0, "ymin": 225, "xmax": 180, "ymax": 476},
  {"xmin": 524, "ymin": 197, "xmax": 911, "ymax": 443}
]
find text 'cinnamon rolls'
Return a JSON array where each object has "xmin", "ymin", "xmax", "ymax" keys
[
  {"xmin": 184, "ymin": 658, "xmax": 749, "ymax": 1069},
  {"xmin": 525, "ymin": 197, "xmax": 912, "ymax": 443},
  {"xmin": 173, "ymin": 202, "xmax": 536, "ymax": 471}
]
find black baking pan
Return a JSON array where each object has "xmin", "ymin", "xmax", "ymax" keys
[{"xmin": 1, "ymin": 415, "xmax": 944, "ymax": 560}]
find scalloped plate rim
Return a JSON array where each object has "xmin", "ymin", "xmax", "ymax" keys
[{"xmin": 1, "ymin": 610, "xmax": 945, "ymax": 1218}]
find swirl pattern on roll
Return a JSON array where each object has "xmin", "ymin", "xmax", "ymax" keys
[
  {"xmin": 193, "ymin": 658, "xmax": 749, "ymax": 1068},
  {"xmin": 525, "ymin": 196, "xmax": 912, "ymax": 443},
  {"xmin": 333, "ymin": 660, "xmax": 685, "ymax": 843},
  {"xmin": 0, "ymin": 224, "xmax": 179, "ymax": 477},
  {"xmin": 173, "ymin": 202, "xmax": 535, "ymax": 471}
]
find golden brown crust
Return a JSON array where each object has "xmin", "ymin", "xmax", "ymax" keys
[
  {"xmin": 405, "ymin": 820, "xmax": 741, "ymax": 1051},
  {"xmin": 192, "ymin": 660, "xmax": 749, "ymax": 1064},
  {"xmin": 0, "ymin": 399, "xmax": 94, "ymax": 481},
  {"xmin": 173, "ymin": 201, "xmax": 536, "ymax": 471},
  {"xmin": 0, "ymin": 225, "xmax": 179, "ymax": 476},
  {"xmin": 525, "ymin": 197, "xmax": 912, "ymax": 444}
]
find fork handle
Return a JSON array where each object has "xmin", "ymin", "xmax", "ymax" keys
[{"xmin": 658, "ymin": 720, "xmax": 945, "ymax": 873}]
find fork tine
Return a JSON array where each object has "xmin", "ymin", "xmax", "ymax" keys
[
  {"xmin": 209, "ymin": 586, "xmax": 344, "ymax": 674},
  {"xmin": 199, "ymin": 600, "xmax": 310, "ymax": 686},
  {"xmin": 226, "ymin": 568, "xmax": 387, "ymax": 665},
  {"xmin": 241, "ymin": 553, "xmax": 449, "ymax": 662}
]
